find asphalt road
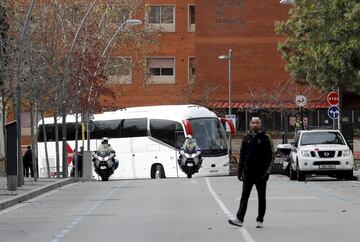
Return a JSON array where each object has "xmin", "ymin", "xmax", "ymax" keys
[{"xmin": 0, "ymin": 175, "xmax": 360, "ymax": 242}]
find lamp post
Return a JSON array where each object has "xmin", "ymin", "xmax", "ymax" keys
[
  {"xmin": 85, "ymin": 19, "xmax": 143, "ymax": 151},
  {"xmin": 279, "ymin": 0, "xmax": 294, "ymax": 4},
  {"xmin": 218, "ymin": 49, "xmax": 233, "ymax": 154}
]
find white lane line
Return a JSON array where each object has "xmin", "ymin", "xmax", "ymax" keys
[
  {"xmin": 236, "ymin": 196, "xmax": 320, "ymax": 201},
  {"xmin": 50, "ymin": 181, "xmax": 130, "ymax": 242},
  {"xmin": 205, "ymin": 177, "xmax": 256, "ymax": 242},
  {"xmin": 0, "ymin": 183, "xmax": 76, "ymax": 216}
]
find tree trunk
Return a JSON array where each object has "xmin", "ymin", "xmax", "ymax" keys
[
  {"xmin": 41, "ymin": 111, "xmax": 50, "ymax": 178},
  {"xmin": 54, "ymin": 115, "xmax": 60, "ymax": 178},
  {"xmin": 30, "ymin": 97, "xmax": 38, "ymax": 181}
]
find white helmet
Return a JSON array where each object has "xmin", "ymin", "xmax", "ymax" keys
[{"xmin": 101, "ymin": 137, "xmax": 109, "ymax": 144}]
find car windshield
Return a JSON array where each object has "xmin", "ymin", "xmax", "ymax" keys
[
  {"xmin": 189, "ymin": 118, "xmax": 228, "ymax": 156},
  {"xmin": 301, "ymin": 132, "xmax": 345, "ymax": 146}
]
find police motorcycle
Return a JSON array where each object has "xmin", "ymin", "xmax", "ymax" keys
[
  {"xmin": 178, "ymin": 136, "xmax": 203, "ymax": 178},
  {"xmin": 93, "ymin": 138, "xmax": 119, "ymax": 181}
]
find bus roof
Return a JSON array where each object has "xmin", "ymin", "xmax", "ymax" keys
[{"xmin": 39, "ymin": 105, "xmax": 218, "ymax": 125}]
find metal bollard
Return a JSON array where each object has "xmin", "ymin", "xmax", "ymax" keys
[{"xmin": 82, "ymin": 151, "xmax": 93, "ymax": 180}]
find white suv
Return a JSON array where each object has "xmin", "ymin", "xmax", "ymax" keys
[{"xmin": 289, "ymin": 129, "xmax": 354, "ymax": 181}]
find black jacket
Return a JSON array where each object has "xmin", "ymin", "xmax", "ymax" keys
[
  {"xmin": 238, "ymin": 131, "xmax": 274, "ymax": 181},
  {"xmin": 23, "ymin": 150, "xmax": 33, "ymax": 167}
]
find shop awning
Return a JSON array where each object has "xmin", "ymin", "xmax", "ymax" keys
[{"xmin": 209, "ymin": 100, "xmax": 329, "ymax": 110}]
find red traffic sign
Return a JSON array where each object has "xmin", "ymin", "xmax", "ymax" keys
[{"xmin": 327, "ymin": 92, "xmax": 339, "ymax": 106}]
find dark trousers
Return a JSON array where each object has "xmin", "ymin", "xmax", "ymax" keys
[
  {"xmin": 24, "ymin": 165, "xmax": 34, "ymax": 178},
  {"xmin": 236, "ymin": 178, "xmax": 267, "ymax": 223}
]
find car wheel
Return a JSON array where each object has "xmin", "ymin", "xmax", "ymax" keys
[
  {"xmin": 296, "ymin": 166, "xmax": 306, "ymax": 181},
  {"xmin": 289, "ymin": 165, "xmax": 297, "ymax": 181},
  {"xmin": 345, "ymin": 170, "xmax": 354, "ymax": 181}
]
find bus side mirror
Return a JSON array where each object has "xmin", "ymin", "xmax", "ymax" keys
[
  {"xmin": 182, "ymin": 119, "xmax": 193, "ymax": 136},
  {"xmin": 220, "ymin": 118, "xmax": 236, "ymax": 134}
]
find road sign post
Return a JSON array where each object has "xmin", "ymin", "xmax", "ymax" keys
[
  {"xmin": 327, "ymin": 91, "xmax": 340, "ymax": 130},
  {"xmin": 327, "ymin": 106, "xmax": 340, "ymax": 120},
  {"xmin": 327, "ymin": 92, "xmax": 339, "ymax": 106}
]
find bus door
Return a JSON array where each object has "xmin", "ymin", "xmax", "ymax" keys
[{"xmin": 131, "ymin": 137, "xmax": 148, "ymax": 178}]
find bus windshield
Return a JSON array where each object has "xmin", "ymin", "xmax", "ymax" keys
[{"xmin": 190, "ymin": 118, "xmax": 228, "ymax": 156}]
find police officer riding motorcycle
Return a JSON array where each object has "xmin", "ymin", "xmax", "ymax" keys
[
  {"xmin": 93, "ymin": 138, "xmax": 119, "ymax": 181},
  {"xmin": 178, "ymin": 136, "xmax": 203, "ymax": 178}
]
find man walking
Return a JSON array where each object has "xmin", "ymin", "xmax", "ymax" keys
[
  {"xmin": 229, "ymin": 117, "xmax": 274, "ymax": 228},
  {"xmin": 23, "ymin": 146, "xmax": 34, "ymax": 178}
]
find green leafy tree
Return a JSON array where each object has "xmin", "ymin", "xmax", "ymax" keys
[{"xmin": 275, "ymin": 0, "xmax": 360, "ymax": 104}]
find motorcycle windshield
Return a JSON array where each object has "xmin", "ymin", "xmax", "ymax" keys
[{"xmin": 98, "ymin": 145, "xmax": 111, "ymax": 157}]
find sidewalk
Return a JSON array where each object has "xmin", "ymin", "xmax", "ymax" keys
[
  {"xmin": 354, "ymin": 170, "xmax": 360, "ymax": 180},
  {"xmin": 0, "ymin": 177, "xmax": 77, "ymax": 211}
]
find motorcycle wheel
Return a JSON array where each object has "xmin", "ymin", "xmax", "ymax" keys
[
  {"xmin": 187, "ymin": 173, "xmax": 192, "ymax": 179},
  {"xmin": 101, "ymin": 176, "xmax": 109, "ymax": 181}
]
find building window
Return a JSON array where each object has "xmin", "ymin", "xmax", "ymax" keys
[
  {"xmin": 147, "ymin": 57, "xmax": 175, "ymax": 84},
  {"xmin": 188, "ymin": 57, "xmax": 196, "ymax": 84},
  {"xmin": 188, "ymin": 5, "xmax": 195, "ymax": 32},
  {"xmin": 146, "ymin": 5, "xmax": 175, "ymax": 32},
  {"xmin": 107, "ymin": 57, "xmax": 132, "ymax": 84}
]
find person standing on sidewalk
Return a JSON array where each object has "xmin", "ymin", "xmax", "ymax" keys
[
  {"xmin": 229, "ymin": 117, "xmax": 274, "ymax": 228},
  {"xmin": 23, "ymin": 146, "xmax": 34, "ymax": 178}
]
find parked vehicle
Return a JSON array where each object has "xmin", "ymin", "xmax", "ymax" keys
[
  {"xmin": 289, "ymin": 129, "xmax": 354, "ymax": 181},
  {"xmin": 271, "ymin": 144, "xmax": 292, "ymax": 175}
]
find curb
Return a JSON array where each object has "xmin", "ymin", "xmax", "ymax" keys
[{"xmin": 0, "ymin": 178, "xmax": 78, "ymax": 211}]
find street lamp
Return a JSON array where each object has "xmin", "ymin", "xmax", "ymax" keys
[
  {"xmin": 218, "ymin": 49, "xmax": 233, "ymax": 154},
  {"xmin": 279, "ymin": 0, "xmax": 294, "ymax": 4},
  {"xmin": 85, "ymin": 18, "xmax": 143, "ymax": 151}
]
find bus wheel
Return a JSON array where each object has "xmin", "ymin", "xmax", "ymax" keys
[{"xmin": 153, "ymin": 164, "xmax": 165, "ymax": 179}]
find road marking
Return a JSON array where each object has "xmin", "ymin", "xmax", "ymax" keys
[
  {"xmin": 50, "ymin": 181, "xmax": 130, "ymax": 242},
  {"xmin": 236, "ymin": 196, "xmax": 320, "ymax": 201},
  {"xmin": 0, "ymin": 183, "xmax": 76, "ymax": 216},
  {"xmin": 205, "ymin": 177, "xmax": 256, "ymax": 242}
]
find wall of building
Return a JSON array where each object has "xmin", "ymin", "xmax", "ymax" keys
[{"xmin": 195, "ymin": 0, "xmax": 291, "ymax": 101}]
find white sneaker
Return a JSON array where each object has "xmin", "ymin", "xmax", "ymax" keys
[
  {"xmin": 256, "ymin": 222, "xmax": 263, "ymax": 228},
  {"xmin": 228, "ymin": 218, "xmax": 243, "ymax": 227}
]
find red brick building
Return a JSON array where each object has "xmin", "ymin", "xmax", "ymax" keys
[
  {"xmin": 113, "ymin": 0, "xmax": 294, "ymax": 106},
  {"xmin": 105, "ymin": 0, "xmax": 342, "ymax": 132}
]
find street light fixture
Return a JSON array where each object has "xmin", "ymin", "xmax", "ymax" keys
[
  {"xmin": 279, "ymin": 0, "xmax": 294, "ymax": 4},
  {"xmin": 125, "ymin": 19, "xmax": 143, "ymax": 26},
  {"xmin": 85, "ymin": 18, "xmax": 143, "ymax": 151},
  {"xmin": 218, "ymin": 49, "xmax": 233, "ymax": 154}
]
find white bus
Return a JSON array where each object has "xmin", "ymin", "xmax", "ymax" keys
[{"xmin": 37, "ymin": 105, "xmax": 234, "ymax": 179}]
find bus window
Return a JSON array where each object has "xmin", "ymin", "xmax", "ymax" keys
[
  {"xmin": 121, "ymin": 118, "xmax": 148, "ymax": 138},
  {"xmin": 150, "ymin": 119, "xmax": 185, "ymax": 148},
  {"xmin": 91, "ymin": 120, "xmax": 122, "ymax": 139},
  {"xmin": 38, "ymin": 123, "xmax": 82, "ymax": 142}
]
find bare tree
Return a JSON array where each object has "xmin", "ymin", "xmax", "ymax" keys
[{"xmin": 249, "ymin": 79, "xmax": 315, "ymax": 141}]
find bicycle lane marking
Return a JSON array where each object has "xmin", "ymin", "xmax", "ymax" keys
[
  {"xmin": 50, "ymin": 181, "xmax": 130, "ymax": 242},
  {"xmin": 205, "ymin": 177, "xmax": 256, "ymax": 242}
]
